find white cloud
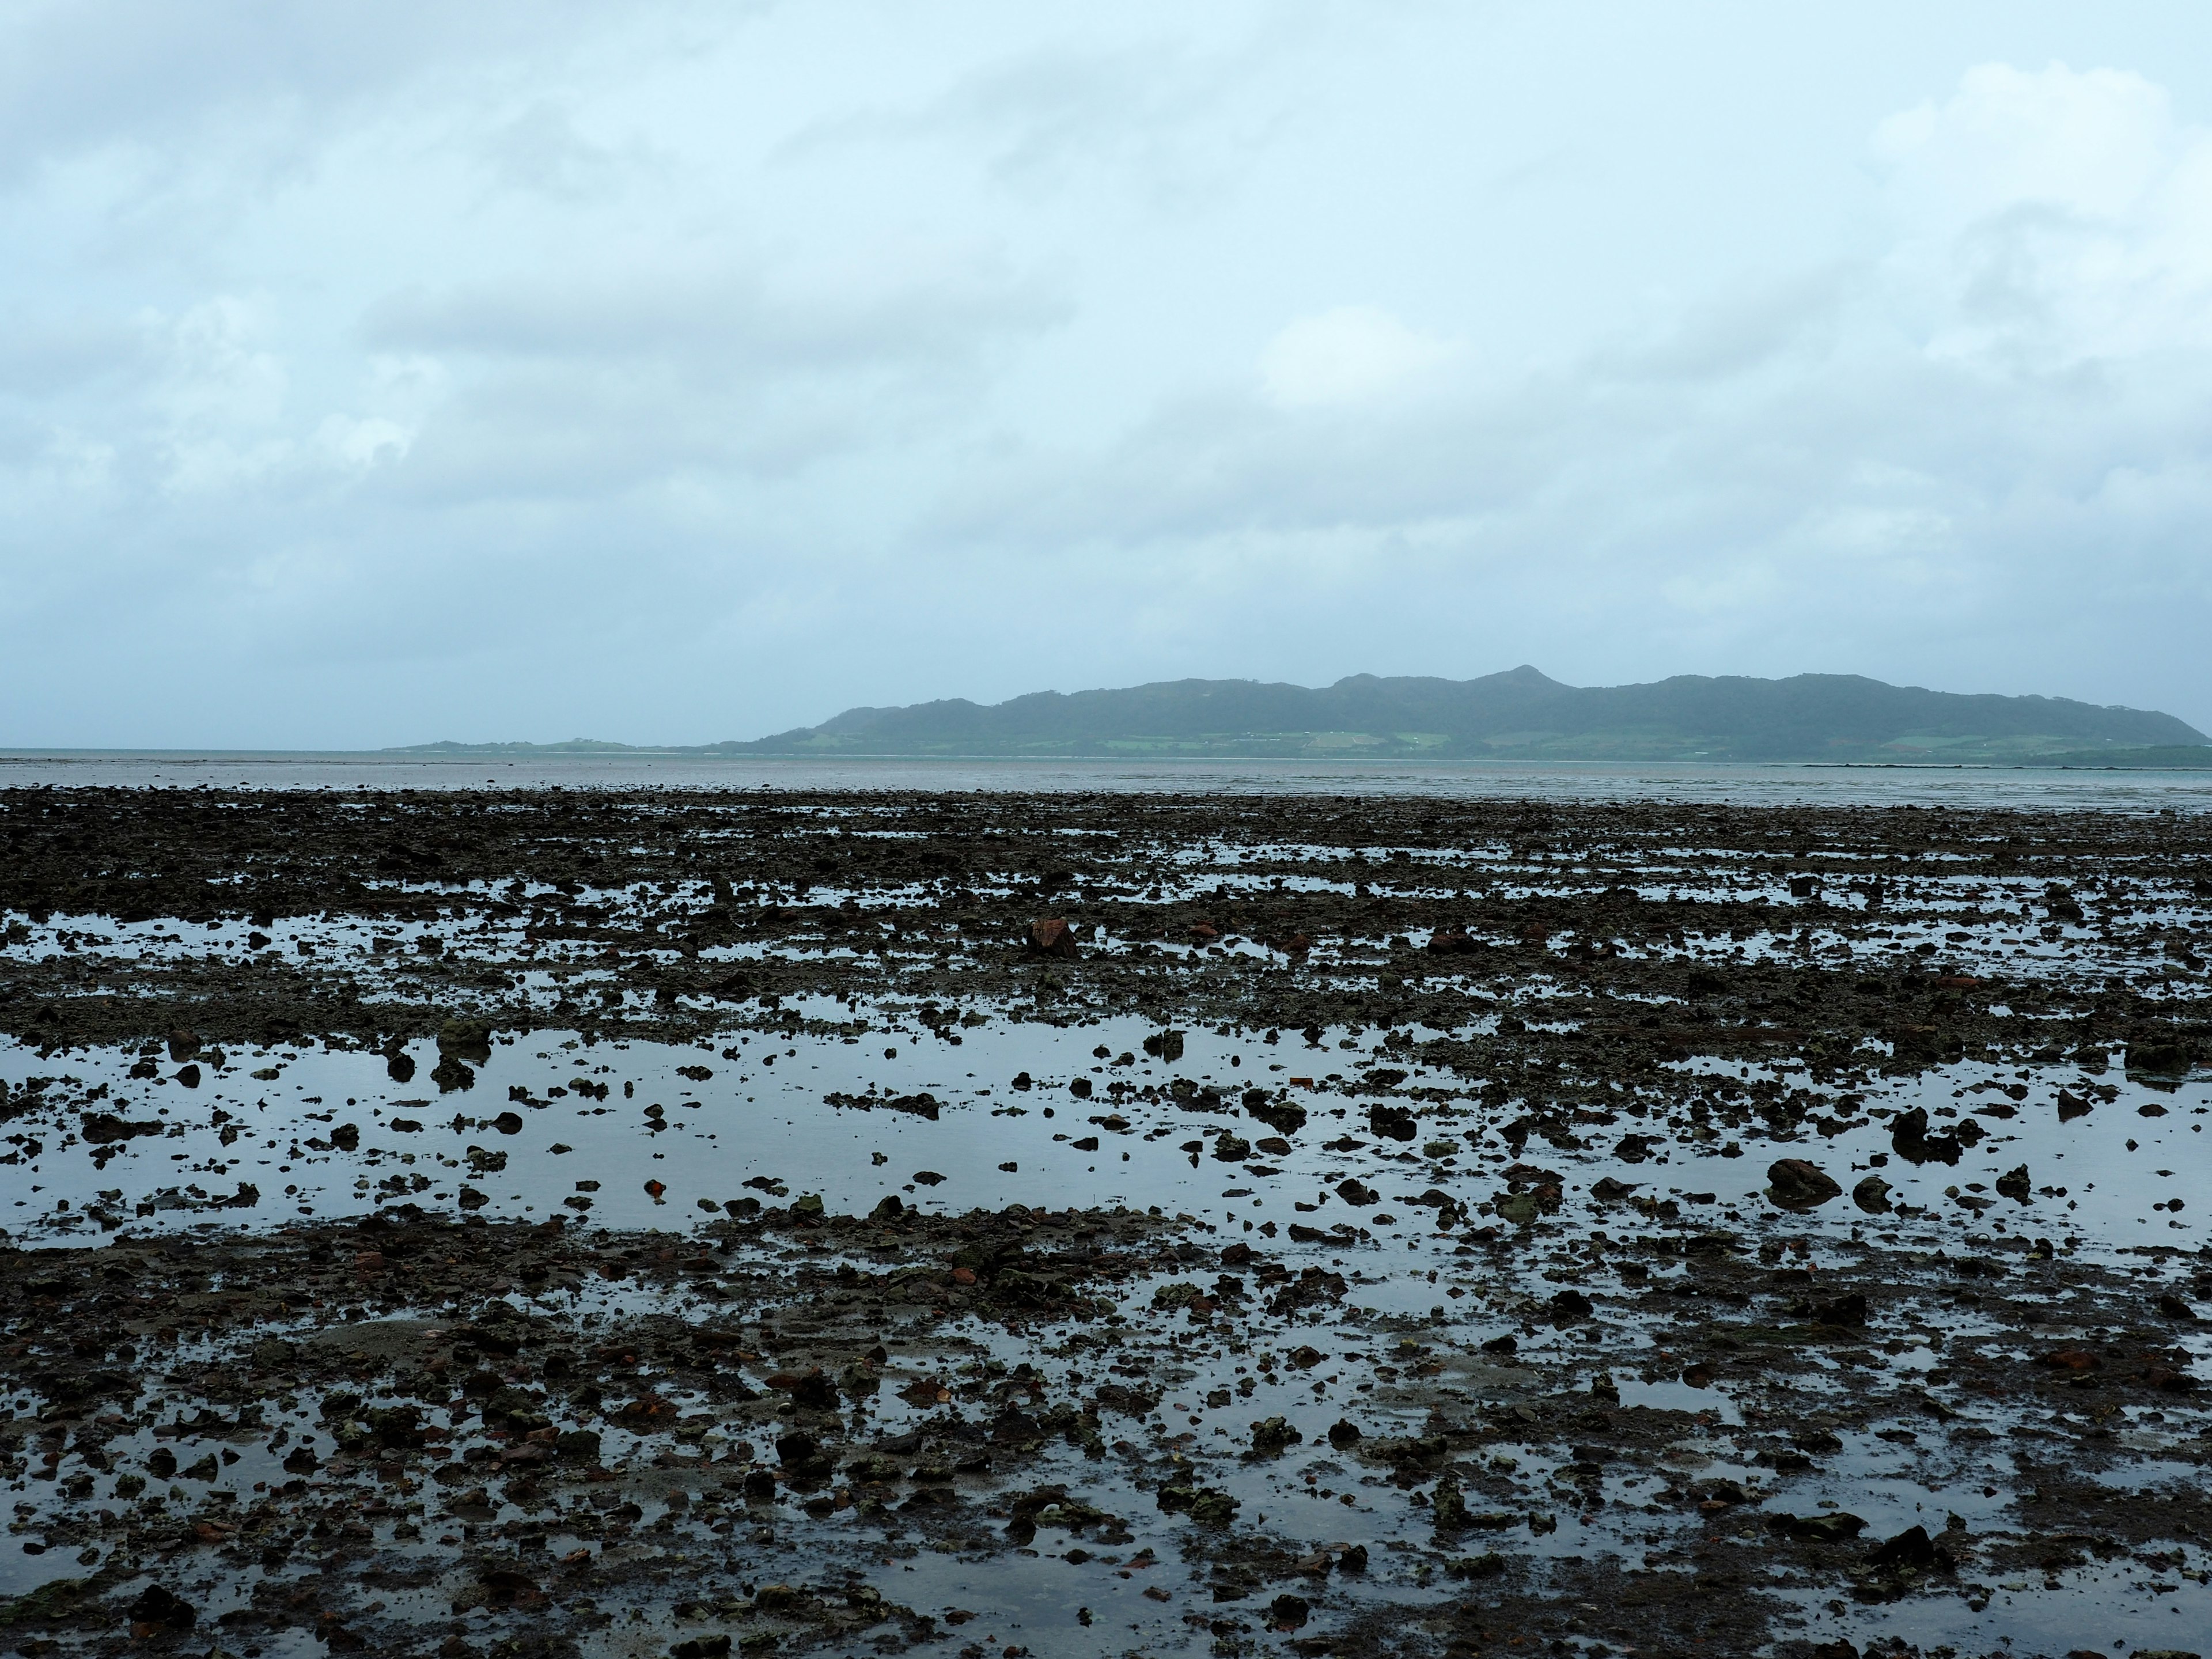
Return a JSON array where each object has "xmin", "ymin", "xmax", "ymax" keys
[
  {"xmin": 1874, "ymin": 62, "xmax": 2212, "ymax": 366},
  {"xmin": 1874, "ymin": 63, "xmax": 2175, "ymax": 224},
  {"xmin": 1257, "ymin": 305, "xmax": 1459, "ymax": 409},
  {"xmin": 317, "ymin": 414, "xmax": 414, "ymax": 468}
]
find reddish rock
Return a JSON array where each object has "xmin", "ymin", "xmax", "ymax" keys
[{"xmin": 1029, "ymin": 918, "xmax": 1080, "ymax": 959}]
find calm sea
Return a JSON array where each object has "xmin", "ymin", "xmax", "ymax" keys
[{"xmin": 3, "ymin": 749, "xmax": 2210, "ymax": 810}]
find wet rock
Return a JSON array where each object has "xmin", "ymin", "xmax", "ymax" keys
[
  {"xmin": 1851, "ymin": 1175, "xmax": 1892, "ymax": 1214},
  {"xmin": 1028, "ymin": 918, "xmax": 1080, "ymax": 960},
  {"xmin": 1773, "ymin": 1512, "xmax": 1866, "ymax": 1543},
  {"xmin": 439, "ymin": 1018, "xmax": 496, "ymax": 1063},
  {"xmin": 432, "ymin": 1055, "xmax": 476, "ymax": 1093},
  {"xmin": 1213, "ymin": 1134, "xmax": 1251, "ymax": 1162},
  {"xmin": 80, "ymin": 1112, "xmax": 163, "ymax": 1145},
  {"xmin": 1156, "ymin": 1484, "xmax": 1238, "ymax": 1526},
  {"xmin": 1996, "ymin": 1164, "xmax": 2032, "ymax": 1202},
  {"xmin": 1766, "ymin": 1159, "xmax": 1842, "ymax": 1208},
  {"xmin": 1250, "ymin": 1417, "xmax": 1302, "ymax": 1456},
  {"xmin": 1327, "ymin": 1419, "xmax": 1362, "ymax": 1449},
  {"xmin": 1430, "ymin": 1480, "xmax": 1470, "ymax": 1532},
  {"xmin": 2126, "ymin": 1030, "xmax": 2196, "ymax": 1077},
  {"xmin": 991, "ymin": 1409, "xmax": 1042, "ymax": 1445},
  {"xmin": 2041, "ymin": 1348, "xmax": 2100, "ymax": 1373},
  {"xmin": 1369, "ymin": 1104, "xmax": 1416, "ymax": 1142},
  {"xmin": 1889, "ymin": 1107, "xmax": 1961, "ymax": 1166},
  {"xmin": 1810, "ymin": 1291, "xmax": 1867, "ymax": 1326},
  {"xmin": 165, "ymin": 1028, "xmax": 200, "ymax": 1062},
  {"xmin": 1245, "ymin": 1094, "xmax": 1306, "ymax": 1135},
  {"xmin": 1866, "ymin": 1524, "xmax": 1940, "ymax": 1570},
  {"xmin": 127, "ymin": 1583, "xmax": 196, "ymax": 1631}
]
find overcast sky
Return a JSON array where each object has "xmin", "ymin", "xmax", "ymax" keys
[{"xmin": 6, "ymin": 1, "xmax": 2212, "ymax": 746}]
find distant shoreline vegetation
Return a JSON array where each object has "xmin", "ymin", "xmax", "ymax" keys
[{"xmin": 386, "ymin": 667, "xmax": 2212, "ymax": 767}]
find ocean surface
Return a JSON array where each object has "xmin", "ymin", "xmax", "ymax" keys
[{"xmin": 6, "ymin": 749, "xmax": 2212, "ymax": 810}]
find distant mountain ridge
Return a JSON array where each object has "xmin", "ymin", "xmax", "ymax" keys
[{"xmin": 392, "ymin": 667, "xmax": 2211, "ymax": 764}]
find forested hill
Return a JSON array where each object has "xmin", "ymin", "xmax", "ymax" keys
[{"xmin": 699, "ymin": 668, "xmax": 2207, "ymax": 763}]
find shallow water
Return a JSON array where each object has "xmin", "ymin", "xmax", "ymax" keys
[
  {"xmin": 5, "ymin": 1000, "xmax": 2205, "ymax": 1268},
  {"xmin": 7, "ymin": 748, "xmax": 2212, "ymax": 812}
]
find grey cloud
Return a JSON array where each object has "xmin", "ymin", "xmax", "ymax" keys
[
  {"xmin": 0, "ymin": 312, "xmax": 151, "ymax": 396},
  {"xmin": 777, "ymin": 34, "xmax": 1268, "ymax": 198},
  {"xmin": 476, "ymin": 101, "xmax": 661, "ymax": 202},
  {"xmin": 1599, "ymin": 268, "xmax": 1855, "ymax": 385},
  {"xmin": 0, "ymin": 1, "xmax": 635, "ymax": 181},
  {"xmin": 6, "ymin": 13, "xmax": 2212, "ymax": 747},
  {"xmin": 364, "ymin": 264, "xmax": 1065, "ymax": 371},
  {"xmin": 359, "ymin": 263, "xmax": 1069, "ymax": 501}
]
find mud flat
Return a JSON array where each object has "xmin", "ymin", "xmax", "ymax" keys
[{"xmin": 2, "ymin": 787, "xmax": 2209, "ymax": 1658}]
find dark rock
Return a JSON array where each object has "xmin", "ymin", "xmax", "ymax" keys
[
  {"xmin": 1889, "ymin": 1107, "xmax": 1961, "ymax": 1166},
  {"xmin": 127, "ymin": 1584, "xmax": 196, "ymax": 1630},
  {"xmin": 1767, "ymin": 1158, "xmax": 1841, "ymax": 1207},
  {"xmin": 1245, "ymin": 1095, "xmax": 1306, "ymax": 1135},
  {"xmin": 1868, "ymin": 1524, "xmax": 1939, "ymax": 1569},
  {"xmin": 1369, "ymin": 1104, "xmax": 1416, "ymax": 1142}
]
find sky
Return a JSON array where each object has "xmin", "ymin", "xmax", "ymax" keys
[{"xmin": 6, "ymin": 0, "xmax": 2212, "ymax": 747}]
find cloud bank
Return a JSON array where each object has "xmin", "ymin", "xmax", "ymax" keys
[{"xmin": 3, "ymin": 3, "xmax": 2210, "ymax": 744}]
